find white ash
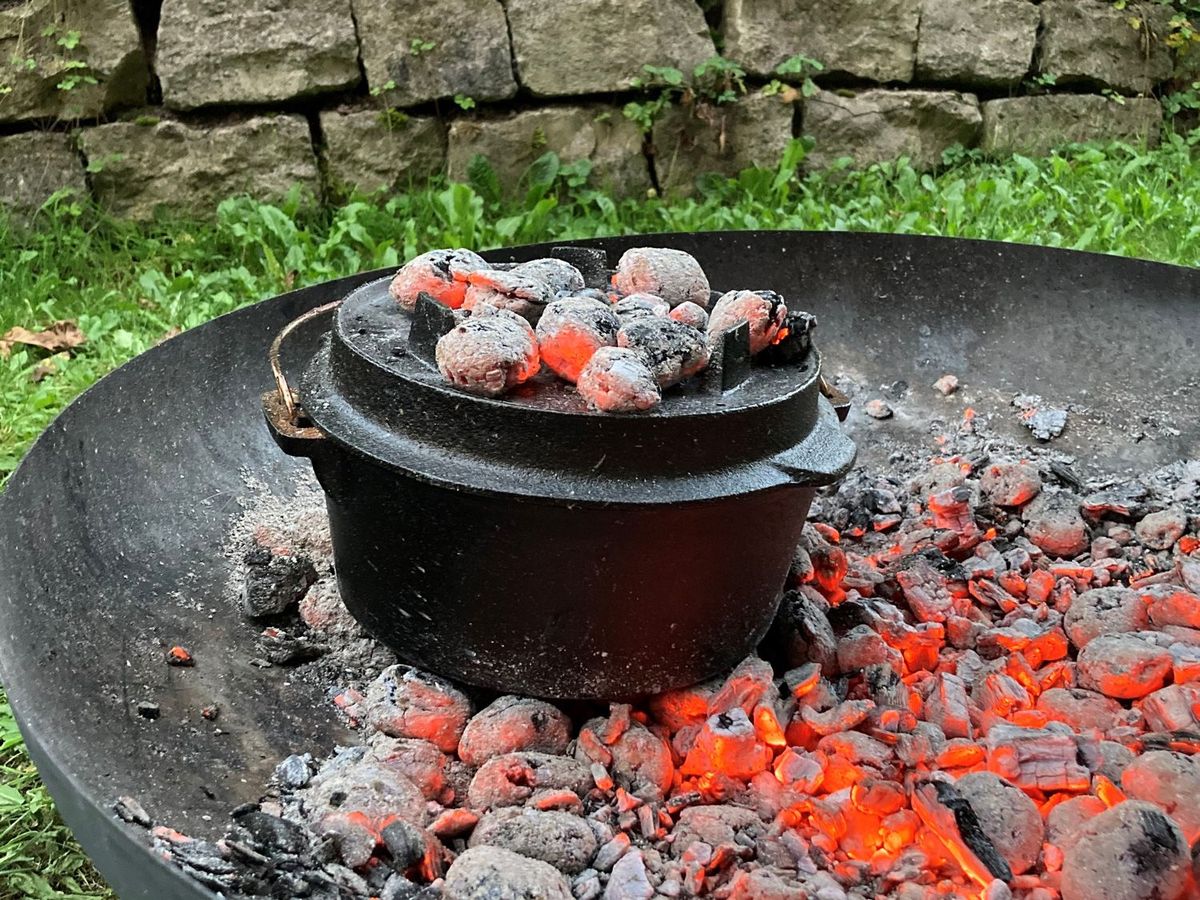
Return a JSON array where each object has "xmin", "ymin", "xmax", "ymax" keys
[
  {"xmin": 706, "ymin": 289, "xmax": 788, "ymax": 354},
  {"xmin": 616, "ymin": 317, "xmax": 710, "ymax": 390},
  {"xmin": 435, "ymin": 308, "xmax": 540, "ymax": 397},
  {"xmin": 388, "ymin": 248, "xmax": 490, "ymax": 311},
  {"xmin": 612, "ymin": 247, "xmax": 710, "ymax": 309},
  {"xmin": 535, "ymin": 297, "xmax": 620, "ymax": 384},
  {"xmin": 576, "ymin": 347, "xmax": 661, "ymax": 413}
]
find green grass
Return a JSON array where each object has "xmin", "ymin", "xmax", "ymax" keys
[{"xmin": 2, "ymin": 135, "xmax": 1200, "ymax": 897}]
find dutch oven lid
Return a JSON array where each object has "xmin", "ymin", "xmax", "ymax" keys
[{"xmin": 295, "ymin": 261, "xmax": 854, "ymax": 504}]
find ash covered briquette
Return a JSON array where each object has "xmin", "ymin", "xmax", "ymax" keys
[
  {"xmin": 612, "ymin": 247, "xmax": 712, "ymax": 308},
  {"xmin": 708, "ymin": 289, "xmax": 788, "ymax": 355},
  {"xmin": 140, "ymin": 416, "xmax": 1200, "ymax": 900},
  {"xmin": 576, "ymin": 346, "xmax": 661, "ymax": 413},
  {"xmin": 387, "ymin": 247, "xmax": 813, "ymax": 411},
  {"xmin": 434, "ymin": 308, "xmax": 540, "ymax": 397},
  {"xmin": 388, "ymin": 249, "xmax": 490, "ymax": 311},
  {"xmin": 535, "ymin": 297, "xmax": 620, "ymax": 384}
]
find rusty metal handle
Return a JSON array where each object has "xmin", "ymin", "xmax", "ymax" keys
[
  {"xmin": 269, "ymin": 299, "xmax": 342, "ymax": 423},
  {"xmin": 819, "ymin": 376, "xmax": 851, "ymax": 422}
]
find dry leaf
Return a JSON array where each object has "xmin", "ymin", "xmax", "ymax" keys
[
  {"xmin": 29, "ymin": 351, "xmax": 70, "ymax": 383},
  {"xmin": 156, "ymin": 326, "xmax": 182, "ymax": 346},
  {"xmin": 0, "ymin": 320, "xmax": 87, "ymax": 359}
]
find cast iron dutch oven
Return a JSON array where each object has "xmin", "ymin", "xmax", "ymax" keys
[{"xmin": 263, "ymin": 247, "xmax": 855, "ymax": 699}]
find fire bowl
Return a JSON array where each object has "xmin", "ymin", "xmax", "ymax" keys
[{"xmin": 1, "ymin": 232, "xmax": 1197, "ymax": 900}]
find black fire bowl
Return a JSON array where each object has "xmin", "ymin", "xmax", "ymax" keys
[{"xmin": 1, "ymin": 232, "xmax": 1198, "ymax": 899}]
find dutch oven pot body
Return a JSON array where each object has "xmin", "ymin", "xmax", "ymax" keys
[{"xmin": 266, "ymin": 276, "xmax": 855, "ymax": 699}]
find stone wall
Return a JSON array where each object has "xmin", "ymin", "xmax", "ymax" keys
[{"xmin": 0, "ymin": 0, "xmax": 1188, "ymax": 220}]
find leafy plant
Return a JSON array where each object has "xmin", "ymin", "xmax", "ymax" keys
[
  {"xmin": 409, "ymin": 37, "xmax": 437, "ymax": 56},
  {"xmin": 369, "ymin": 78, "xmax": 397, "ymax": 97},
  {"xmin": 453, "ymin": 94, "xmax": 476, "ymax": 110},
  {"xmin": 764, "ymin": 54, "xmax": 825, "ymax": 99}
]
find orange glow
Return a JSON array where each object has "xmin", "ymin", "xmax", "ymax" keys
[
  {"xmin": 1094, "ymin": 775, "xmax": 1126, "ymax": 808},
  {"xmin": 1180, "ymin": 536, "xmax": 1199, "ymax": 554},
  {"xmin": 771, "ymin": 326, "xmax": 791, "ymax": 345},
  {"xmin": 753, "ymin": 705, "xmax": 787, "ymax": 748}
]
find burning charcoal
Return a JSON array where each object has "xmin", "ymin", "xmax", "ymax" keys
[
  {"xmin": 933, "ymin": 374, "xmax": 960, "ymax": 395},
  {"xmin": 1036, "ymin": 688, "xmax": 1129, "ymax": 733},
  {"xmin": 707, "ymin": 656, "xmax": 776, "ymax": 717},
  {"xmin": 510, "ymin": 257, "xmax": 586, "ymax": 295},
  {"xmin": 979, "ymin": 462, "xmax": 1042, "ymax": 508},
  {"xmin": 593, "ymin": 833, "xmax": 631, "ymax": 872},
  {"xmin": 613, "ymin": 293, "xmax": 670, "ymax": 321},
  {"xmin": 1121, "ymin": 751, "xmax": 1200, "ymax": 843},
  {"xmin": 274, "ymin": 753, "xmax": 314, "ymax": 789},
  {"xmin": 462, "ymin": 269, "xmax": 555, "ymax": 323},
  {"xmin": 1059, "ymin": 801, "xmax": 1190, "ymax": 900},
  {"xmin": 817, "ymin": 730, "xmax": 892, "ymax": 769},
  {"xmin": 1141, "ymin": 684, "xmax": 1200, "ymax": 732},
  {"xmin": 863, "ymin": 399, "xmax": 893, "ymax": 419},
  {"xmin": 368, "ymin": 735, "xmax": 454, "ymax": 803},
  {"xmin": 836, "ymin": 625, "xmax": 901, "ymax": 673},
  {"xmin": 1022, "ymin": 492, "xmax": 1089, "ymax": 558},
  {"xmin": 1064, "ymin": 587, "xmax": 1150, "ymax": 649},
  {"xmin": 1048, "ymin": 795, "xmax": 1108, "ymax": 851},
  {"xmin": 1083, "ymin": 483, "xmax": 1150, "ymax": 521},
  {"xmin": 1145, "ymin": 587, "xmax": 1200, "ymax": 629},
  {"xmin": 1135, "ymin": 508, "xmax": 1187, "ymax": 551},
  {"xmin": 670, "ymin": 806, "xmax": 764, "ymax": 858},
  {"xmin": 896, "ymin": 557, "xmax": 955, "ymax": 623},
  {"xmin": 1077, "ymin": 634, "xmax": 1173, "ymax": 699},
  {"xmin": 435, "ymin": 309, "xmax": 540, "ymax": 397},
  {"xmin": 304, "ymin": 758, "xmax": 426, "ymax": 831},
  {"xmin": 767, "ymin": 589, "xmax": 839, "ymax": 673},
  {"xmin": 388, "ymin": 248, "xmax": 490, "ymax": 311},
  {"xmin": 801, "ymin": 700, "xmax": 875, "ymax": 736},
  {"xmin": 648, "ymin": 678, "xmax": 720, "ymax": 732},
  {"xmin": 925, "ymin": 673, "xmax": 972, "ymax": 739},
  {"xmin": 458, "ymin": 696, "xmax": 571, "ymax": 766},
  {"xmin": 469, "ymin": 808, "xmax": 598, "ymax": 875},
  {"xmin": 1097, "ymin": 740, "xmax": 1137, "ymax": 782},
  {"xmin": 955, "ymin": 772, "xmax": 1043, "ymax": 875},
  {"xmin": 241, "ymin": 535, "xmax": 317, "ymax": 618},
  {"xmin": 706, "ymin": 290, "xmax": 787, "ymax": 354},
  {"xmin": 1013, "ymin": 394, "xmax": 1068, "ymax": 441},
  {"xmin": 680, "ymin": 708, "xmax": 772, "ymax": 779},
  {"xmin": 773, "ymin": 748, "xmax": 825, "ymax": 792},
  {"xmin": 443, "ymin": 845, "xmax": 573, "ymax": 899},
  {"xmin": 985, "ymin": 724, "xmax": 1091, "ymax": 792},
  {"xmin": 365, "ymin": 666, "xmax": 472, "ymax": 753},
  {"xmin": 912, "ymin": 778, "xmax": 1013, "ymax": 887},
  {"xmin": 534, "ymin": 297, "xmax": 620, "ymax": 383},
  {"xmin": 612, "ymin": 247, "xmax": 710, "ymax": 309},
  {"xmin": 576, "ymin": 719, "xmax": 673, "ymax": 800},
  {"xmin": 576, "ymin": 347, "xmax": 661, "ymax": 413},
  {"xmin": 114, "ymin": 795, "xmax": 152, "ymax": 827},
  {"xmin": 466, "ymin": 752, "xmax": 592, "ymax": 811},
  {"xmin": 165, "ymin": 645, "xmax": 193, "ymax": 667},
  {"xmin": 605, "ymin": 848, "xmax": 655, "ymax": 899},
  {"xmin": 617, "ymin": 317, "xmax": 710, "ymax": 389},
  {"xmin": 668, "ymin": 301, "xmax": 708, "ymax": 331}
]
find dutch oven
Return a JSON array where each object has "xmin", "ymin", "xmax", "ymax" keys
[{"xmin": 263, "ymin": 246, "xmax": 855, "ymax": 699}]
